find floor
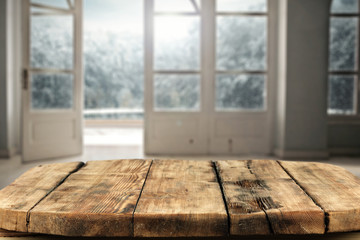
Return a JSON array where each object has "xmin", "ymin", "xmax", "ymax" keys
[{"xmin": 1, "ymin": 126, "xmax": 360, "ymax": 189}]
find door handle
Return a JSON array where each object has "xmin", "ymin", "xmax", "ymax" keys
[{"xmin": 22, "ymin": 69, "xmax": 29, "ymax": 90}]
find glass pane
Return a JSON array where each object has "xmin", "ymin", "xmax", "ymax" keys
[
  {"xmin": 84, "ymin": 0, "xmax": 144, "ymax": 115},
  {"xmin": 217, "ymin": 16, "xmax": 267, "ymax": 71},
  {"xmin": 328, "ymin": 75, "xmax": 356, "ymax": 115},
  {"xmin": 329, "ymin": 17, "xmax": 358, "ymax": 71},
  {"xmin": 155, "ymin": 0, "xmax": 200, "ymax": 12},
  {"xmin": 331, "ymin": 0, "xmax": 359, "ymax": 13},
  {"xmin": 154, "ymin": 16, "xmax": 200, "ymax": 71},
  {"xmin": 31, "ymin": 15, "xmax": 73, "ymax": 69},
  {"xmin": 31, "ymin": 73, "xmax": 73, "ymax": 109},
  {"xmin": 217, "ymin": 0, "xmax": 267, "ymax": 12},
  {"xmin": 154, "ymin": 74, "xmax": 200, "ymax": 111},
  {"xmin": 216, "ymin": 74, "xmax": 265, "ymax": 110},
  {"xmin": 31, "ymin": 0, "xmax": 69, "ymax": 9}
]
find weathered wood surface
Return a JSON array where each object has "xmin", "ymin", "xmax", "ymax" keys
[
  {"xmin": 27, "ymin": 159, "xmax": 151, "ymax": 237},
  {"xmin": 0, "ymin": 162, "xmax": 83, "ymax": 232},
  {"xmin": 134, "ymin": 160, "xmax": 228, "ymax": 237},
  {"xmin": 0, "ymin": 228, "xmax": 34, "ymax": 237},
  {"xmin": 4, "ymin": 230, "xmax": 360, "ymax": 240},
  {"xmin": 1, "ymin": 159, "xmax": 360, "ymax": 237},
  {"xmin": 279, "ymin": 161, "xmax": 360, "ymax": 233},
  {"xmin": 216, "ymin": 160, "xmax": 325, "ymax": 235}
]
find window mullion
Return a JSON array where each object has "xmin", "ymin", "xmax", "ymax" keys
[
  {"xmin": 144, "ymin": 0, "xmax": 154, "ymax": 114},
  {"xmin": 201, "ymin": 0, "xmax": 215, "ymax": 114}
]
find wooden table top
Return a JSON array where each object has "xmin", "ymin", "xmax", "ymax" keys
[{"xmin": 0, "ymin": 159, "xmax": 360, "ymax": 238}]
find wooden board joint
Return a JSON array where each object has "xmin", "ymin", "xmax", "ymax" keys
[
  {"xmin": 131, "ymin": 159, "xmax": 153, "ymax": 236},
  {"xmin": 277, "ymin": 160, "xmax": 328, "ymax": 233},
  {"xmin": 25, "ymin": 162, "xmax": 85, "ymax": 231},
  {"xmin": 213, "ymin": 161, "xmax": 231, "ymax": 237}
]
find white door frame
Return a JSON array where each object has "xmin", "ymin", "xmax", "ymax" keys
[
  {"xmin": 22, "ymin": 0, "xmax": 83, "ymax": 162},
  {"xmin": 144, "ymin": 0, "xmax": 208, "ymax": 155},
  {"xmin": 144, "ymin": 0, "xmax": 274, "ymax": 155},
  {"xmin": 207, "ymin": 0, "xmax": 273, "ymax": 154}
]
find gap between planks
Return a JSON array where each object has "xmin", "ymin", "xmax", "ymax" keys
[
  {"xmin": 212, "ymin": 161, "xmax": 231, "ymax": 236},
  {"xmin": 131, "ymin": 159, "xmax": 154, "ymax": 236},
  {"xmin": 215, "ymin": 160, "xmax": 327, "ymax": 235},
  {"xmin": 25, "ymin": 162, "xmax": 86, "ymax": 232},
  {"xmin": 276, "ymin": 160, "xmax": 328, "ymax": 233},
  {"xmin": 249, "ymin": 160, "xmax": 275, "ymax": 234},
  {"xmin": 214, "ymin": 160, "xmax": 276, "ymax": 234}
]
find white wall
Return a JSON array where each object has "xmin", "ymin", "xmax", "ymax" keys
[
  {"xmin": 0, "ymin": 0, "xmax": 22, "ymax": 158},
  {"xmin": 0, "ymin": 0, "xmax": 9, "ymax": 156},
  {"xmin": 329, "ymin": 125, "xmax": 360, "ymax": 155},
  {"xmin": 8, "ymin": 0, "xmax": 22, "ymax": 157},
  {"xmin": 275, "ymin": 0, "xmax": 331, "ymax": 159}
]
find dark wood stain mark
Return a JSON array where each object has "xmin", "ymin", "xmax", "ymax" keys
[
  {"xmin": 256, "ymin": 196, "xmax": 281, "ymax": 211},
  {"xmin": 233, "ymin": 180, "xmax": 269, "ymax": 190},
  {"xmin": 242, "ymin": 160, "xmax": 275, "ymax": 233},
  {"xmin": 247, "ymin": 160, "xmax": 254, "ymax": 175},
  {"xmin": 119, "ymin": 203, "xmax": 135, "ymax": 214}
]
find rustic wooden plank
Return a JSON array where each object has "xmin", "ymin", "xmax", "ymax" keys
[
  {"xmin": 3, "ymin": 233, "xmax": 360, "ymax": 240},
  {"xmin": 134, "ymin": 160, "xmax": 228, "ymax": 237},
  {"xmin": 279, "ymin": 161, "xmax": 360, "ymax": 233},
  {"xmin": 0, "ymin": 228, "xmax": 34, "ymax": 237},
  {"xmin": 216, "ymin": 160, "xmax": 325, "ymax": 235},
  {"xmin": 0, "ymin": 162, "xmax": 83, "ymax": 232},
  {"xmin": 27, "ymin": 159, "xmax": 151, "ymax": 237}
]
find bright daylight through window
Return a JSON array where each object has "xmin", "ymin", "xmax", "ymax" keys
[
  {"xmin": 30, "ymin": 0, "xmax": 144, "ymax": 119},
  {"xmin": 216, "ymin": 0, "xmax": 267, "ymax": 111},
  {"xmin": 30, "ymin": 0, "xmax": 268, "ymax": 117},
  {"xmin": 83, "ymin": 0, "xmax": 144, "ymax": 119},
  {"xmin": 30, "ymin": 0, "xmax": 74, "ymax": 110},
  {"xmin": 153, "ymin": 0, "xmax": 201, "ymax": 111}
]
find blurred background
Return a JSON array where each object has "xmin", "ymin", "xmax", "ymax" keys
[{"xmin": 0, "ymin": 0, "xmax": 359, "ymax": 188}]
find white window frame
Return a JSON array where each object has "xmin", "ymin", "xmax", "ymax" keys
[
  {"xmin": 144, "ymin": 0, "xmax": 273, "ymax": 155},
  {"xmin": 22, "ymin": 0, "xmax": 83, "ymax": 161},
  {"xmin": 328, "ymin": 1, "xmax": 360, "ymax": 124},
  {"xmin": 215, "ymin": 5, "xmax": 269, "ymax": 113},
  {"xmin": 146, "ymin": 0, "xmax": 202, "ymax": 114}
]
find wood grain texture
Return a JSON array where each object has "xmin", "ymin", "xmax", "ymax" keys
[
  {"xmin": 27, "ymin": 159, "xmax": 151, "ymax": 237},
  {"xmin": 216, "ymin": 160, "xmax": 325, "ymax": 235},
  {"xmin": 134, "ymin": 160, "xmax": 228, "ymax": 237},
  {"xmin": 0, "ymin": 162, "xmax": 83, "ymax": 232},
  {"xmin": 0, "ymin": 228, "xmax": 34, "ymax": 237},
  {"xmin": 279, "ymin": 161, "xmax": 360, "ymax": 233},
  {"xmin": 2, "ymin": 159, "xmax": 360, "ymax": 237},
  {"xmin": 4, "ymin": 231, "xmax": 360, "ymax": 240}
]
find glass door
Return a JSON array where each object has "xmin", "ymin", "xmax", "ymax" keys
[
  {"xmin": 144, "ymin": 0, "xmax": 273, "ymax": 155},
  {"xmin": 22, "ymin": 0, "xmax": 83, "ymax": 161},
  {"xmin": 208, "ymin": 0, "xmax": 271, "ymax": 154},
  {"xmin": 144, "ymin": 0, "xmax": 208, "ymax": 154}
]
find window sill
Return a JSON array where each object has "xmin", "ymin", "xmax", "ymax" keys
[{"xmin": 328, "ymin": 115, "xmax": 360, "ymax": 125}]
